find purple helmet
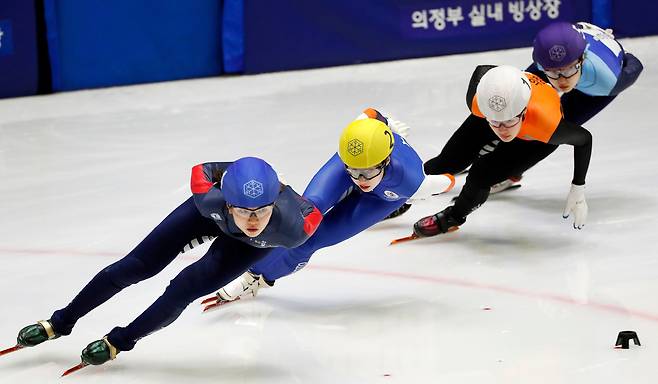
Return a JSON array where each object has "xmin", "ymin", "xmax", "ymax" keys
[{"xmin": 532, "ymin": 22, "xmax": 587, "ymax": 69}]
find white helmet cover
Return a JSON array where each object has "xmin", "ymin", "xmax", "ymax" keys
[{"xmin": 476, "ymin": 65, "xmax": 531, "ymax": 121}]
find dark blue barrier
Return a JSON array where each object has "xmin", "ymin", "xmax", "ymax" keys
[
  {"xmin": 591, "ymin": 0, "xmax": 612, "ymax": 28},
  {"xmin": 610, "ymin": 0, "xmax": 658, "ymax": 37},
  {"xmin": 223, "ymin": 0, "xmax": 243, "ymax": 73},
  {"xmin": 0, "ymin": 1, "xmax": 40, "ymax": 98},
  {"xmin": 44, "ymin": 0, "xmax": 223, "ymax": 91},
  {"xmin": 241, "ymin": 0, "xmax": 591, "ymax": 74}
]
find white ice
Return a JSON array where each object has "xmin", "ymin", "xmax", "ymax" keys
[{"xmin": 1, "ymin": 35, "xmax": 657, "ymax": 384}]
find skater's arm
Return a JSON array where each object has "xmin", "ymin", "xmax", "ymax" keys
[
  {"xmin": 190, "ymin": 162, "xmax": 232, "ymax": 194},
  {"xmin": 465, "ymin": 65, "xmax": 497, "ymax": 111},
  {"xmin": 270, "ymin": 186, "xmax": 323, "ymax": 248},
  {"xmin": 303, "ymin": 154, "xmax": 356, "ymax": 214},
  {"xmin": 548, "ymin": 120, "xmax": 592, "ymax": 185},
  {"xmin": 190, "ymin": 162, "xmax": 232, "ymax": 217},
  {"xmin": 424, "ymin": 114, "xmax": 496, "ymax": 175}
]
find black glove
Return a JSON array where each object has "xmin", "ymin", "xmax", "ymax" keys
[{"xmin": 413, "ymin": 206, "xmax": 465, "ymax": 238}]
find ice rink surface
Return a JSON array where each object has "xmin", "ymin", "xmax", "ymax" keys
[{"xmin": 1, "ymin": 35, "xmax": 657, "ymax": 383}]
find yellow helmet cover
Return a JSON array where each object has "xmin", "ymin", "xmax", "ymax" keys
[{"xmin": 338, "ymin": 118, "xmax": 394, "ymax": 169}]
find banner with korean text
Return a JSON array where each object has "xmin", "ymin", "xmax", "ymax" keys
[{"xmin": 242, "ymin": 0, "xmax": 591, "ymax": 74}]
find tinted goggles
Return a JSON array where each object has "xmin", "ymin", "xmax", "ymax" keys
[
  {"xmin": 544, "ymin": 61, "xmax": 582, "ymax": 80},
  {"xmin": 487, "ymin": 108, "xmax": 526, "ymax": 128},
  {"xmin": 230, "ymin": 204, "xmax": 274, "ymax": 219},
  {"xmin": 345, "ymin": 162, "xmax": 386, "ymax": 180}
]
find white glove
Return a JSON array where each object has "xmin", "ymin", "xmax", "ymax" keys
[
  {"xmin": 354, "ymin": 108, "xmax": 411, "ymax": 139},
  {"xmin": 217, "ymin": 271, "xmax": 272, "ymax": 302},
  {"xmin": 576, "ymin": 22, "xmax": 616, "ymax": 40},
  {"xmin": 385, "ymin": 115, "xmax": 411, "ymax": 138},
  {"xmin": 354, "ymin": 108, "xmax": 411, "ymax": 138},
  {"xmin": 562, "ymin": 184, "xmax": 587, "ymax": 230}
]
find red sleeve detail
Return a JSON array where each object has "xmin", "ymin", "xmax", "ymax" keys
[
  {"xmin": 190, "ymin": 164, "xmax": 214, "ymax": 194},
  {"xmin": 303, "ymin": 206, "xmax": 323, "ymax": 236}
]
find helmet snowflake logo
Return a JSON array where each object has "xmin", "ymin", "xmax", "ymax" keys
[
  {"xmin": 347, "ymin": 139, "xmax": 364, "ymax": 157},
  {"xmin": 488, "ymin": 95, "xmax": 507, "ymax": 112},
  {"xmin": 243, "ymin": 180, "xmax": 264, "ymax": 199},
  {"xmin": 549, "ymin": 45, "xmax": 567, "ymax": 62}
]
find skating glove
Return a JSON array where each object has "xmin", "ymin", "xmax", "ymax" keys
[
  {"xmin": 385, "ymin": 115, "xmax": 411, "ymax": 138},
  {"xmin": 563, "ymin": 184, "xmax": 587, "ymax": 230},
  {"xmin": 355, "ymin": 109, "xmax": 411, "ymax": 138}
]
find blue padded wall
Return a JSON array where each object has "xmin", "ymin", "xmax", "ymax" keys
[
  {"xmin": 44, "ymin": 0, "xmax": 222, "ymax": 91},
  {"xmin": 610, "ymin": 0, "xmax": 658, "ymax": 37},
  {"xmin": 0, "ymin": 1, "xmax": 40, "ymax": 98},
  {"xmin": 223, "ymin": 0, "xmax": 244, "ymax": 73}
]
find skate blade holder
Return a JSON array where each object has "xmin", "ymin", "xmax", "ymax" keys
[{"xmin": 615, "ymin": 330, "xmax": 641, "ymax": 349}]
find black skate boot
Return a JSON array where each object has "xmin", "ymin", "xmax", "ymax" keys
[
  {"xmin": 17, "ymin": 320, "xmax": 60, "ymax": 347},
  {"xmin": 413, "ymin": 207, "xmax": 465, "ymax": 238}
]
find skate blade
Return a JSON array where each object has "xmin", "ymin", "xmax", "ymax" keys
[
  {"xmin": 390, "ymin": 226, "xmax": 459, "ymax": 245},
  {"xmin": 489, "ymin": 183, "xmax": 522, "ymax": 195},
  {"xmin": 0, "ymin": 345, "xmax": 23, "ymax": 357},
  {"xmin": 61, "ymin": 362, "xmax": 88, "ymax": 377},
  {"xmin": 389, "ymin": 234, "xmax": 419, "ymax": 245},
  {"xmin": 200, "ymin": 295, "xmax": 217, "ymax": 305},
  {"xmin": 203, "ymin": 297, "xmax": 240, "ymax": 312}
]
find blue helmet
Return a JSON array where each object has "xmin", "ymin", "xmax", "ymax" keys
[{"xmin": 221, "ymin": 157, "xmax": 280, "ymax": 208}]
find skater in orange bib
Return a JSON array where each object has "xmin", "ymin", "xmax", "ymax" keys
[
  {"xmin": 470, "ymin": 71, "xmax": 562, "ymax": 144},
  {"xmin": 416, "ymin": 65, "xmax": 592, "ymax": 237}
]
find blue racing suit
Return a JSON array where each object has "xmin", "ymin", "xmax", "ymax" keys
[
  {"xmin": 49, "ymin": 161, "xmax": 321, "ymax": 351},
  {"xmin": 528, "ymin": 22, "xmax": 643, "ymax": 125},
  {"xmin": 250, "ymin": 132, "xmax": 425, "ymax": 281}
]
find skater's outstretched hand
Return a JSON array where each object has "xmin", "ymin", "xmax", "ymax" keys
[{"xmin": 563, "ymin": 184, "xmax": 587, "ymax": 230}]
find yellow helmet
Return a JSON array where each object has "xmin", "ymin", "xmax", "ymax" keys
[{"xmin": 338, "ymin": 118, "xmax": 394, "ymax": 169}]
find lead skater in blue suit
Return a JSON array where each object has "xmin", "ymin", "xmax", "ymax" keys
[{"xmin": 204, "ymin": 109, "xmax": 455, "ymax": 306}]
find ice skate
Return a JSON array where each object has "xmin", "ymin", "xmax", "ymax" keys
[
  {"xmin": 1, "ymin": 320, "xmax": 61, "ymax": 357},
  {"xmin": 490, "ymin": 176, "xmax": 522, "ymax": 194},
  {"xmin": 62, "ymin": 337, "xmax": 119, "ymax": 376}
]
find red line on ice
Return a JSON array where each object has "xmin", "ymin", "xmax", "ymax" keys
[{"xmin": 1, "ymin": 247, "xmax": 656, "ymax": 323}]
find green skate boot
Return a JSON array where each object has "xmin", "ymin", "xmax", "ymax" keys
[
  {"xmin": 81, "ymin": 337, "xmax": 119, "ymax": 366},
  {"xmin": 17, "ymin": 320, "xmax": 60, "ymax": 347},
  {"xmin": 62, "ymin": 337, "xmax": 120, "ymax": 376},
  {"xmin": 1, "ymin": 320, "xmax": 61, "ymax": 357}
]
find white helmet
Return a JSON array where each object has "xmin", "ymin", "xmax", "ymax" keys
[{"xmin": 476, "ymin": 65, "xmax": 531, "ymax": 121}]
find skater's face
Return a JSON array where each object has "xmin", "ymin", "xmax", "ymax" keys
[
  {"xmin": 544, "ymin": 58, "xmax": 582, "ymax": 93},
  {"xmin": 487, "ymin": 109, "xmax": 526, "ymax": 142},
  {"xmin": 345, "ymin": 158, "xmax": 388, "ymax": 192},
  {"xmin": 229, "ymin": 204, "xmax": 274, "ymax": 237}
]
